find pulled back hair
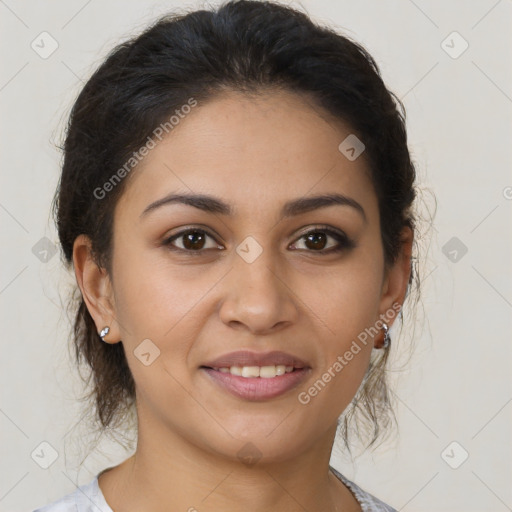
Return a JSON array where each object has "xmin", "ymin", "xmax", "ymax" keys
[{"xmin": 54, "ymin": 0, "xmax": 427, "ymax": 459}]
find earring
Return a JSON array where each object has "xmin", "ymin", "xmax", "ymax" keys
[
  {"xmin": 99, "ymin": 326, "xmax": 110, "ymax": 342},
  {"xmin": 381, "ymin": 322, "xmax": 391, "ymax": 349}
]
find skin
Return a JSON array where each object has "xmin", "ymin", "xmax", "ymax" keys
[{"xmin": 73, "ymin": 89, "xmax": 413, "ymax": 512}]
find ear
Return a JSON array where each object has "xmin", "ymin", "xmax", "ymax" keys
[
  {"xmin": 377, "ymin": 226, "xmax": 414, "ymax": 337},
  {"xmin": 72, "ymin": 234, "xmax": 121, "ymax": 344}
]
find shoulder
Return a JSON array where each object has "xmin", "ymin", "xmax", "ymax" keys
[
  {"xmin": 32, "ymin": 476, "xmax": 112, "ymax": 512},
  {"xmin": 330, "ymin": 466, "xmax": 398, "ymax": 512}
]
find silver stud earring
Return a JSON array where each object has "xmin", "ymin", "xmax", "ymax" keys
[
  {"xmin": 381, "ymin": 322, "xmax": 391, "ymax": 349},
  {"xmin": 99, "ymin": 326, "xmax": 110, "ymax": 342}
]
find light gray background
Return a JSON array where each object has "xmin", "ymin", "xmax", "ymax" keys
[{"xmin": 1, "ymin": 1, "xmax": 511, "ymax": 511}]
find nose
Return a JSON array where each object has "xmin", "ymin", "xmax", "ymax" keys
[{"xmin": 218, "ymin": 246, "xmax": 299, "ymax": 335}]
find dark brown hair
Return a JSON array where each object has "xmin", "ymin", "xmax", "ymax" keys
[{"xmin": 54, "ymin": 0, "xmax": 430, "ymax": 459}]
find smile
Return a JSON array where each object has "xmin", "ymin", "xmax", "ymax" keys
[
  {"xmin": 211, "ymin": 364, "xmax": 295, "ymax": 378},
  {"xmin": 200, "ymin": 366, "xmax": 311, "ymax": 401}
]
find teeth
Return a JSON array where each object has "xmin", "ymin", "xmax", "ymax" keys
[
  {"xmin": 230, "ymin": 366, "xmax": 242, "ymax": 376},
  {"xmin": 212, "ymin": 365, "xmax": 297, "ymax": 378},
  {"xmin": 260, "ymin": 365, "xmax": 280, "ymax": 378},
  {"xmin": 242, "ymin": 366, "xmax": 260, "ymax": 378}
]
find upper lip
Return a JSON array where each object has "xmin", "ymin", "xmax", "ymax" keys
[{"xmin": 201, "ymin": 350, "xmax": 309, "ymax": 369}]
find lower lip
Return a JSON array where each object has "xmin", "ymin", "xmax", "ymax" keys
[{"xmin": 201, "ymin": 367, "xmax": 310, "ymax": 401}]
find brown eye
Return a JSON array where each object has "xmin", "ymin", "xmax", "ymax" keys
[
  {"xmin": 164, "ymin": 229, "xmax": 221, "ymax": 252},
  {"xmin": 304, "ymin": 231, "xmax": 329, "ymax": 250},
  {"xmin": 163, "ymin": 225, "xmax": 355, "ymax": 256},
  {"xmin": 290, "ymin": 227, "xmax": 355, "ymax": 254}
]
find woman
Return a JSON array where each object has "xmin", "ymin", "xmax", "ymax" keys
[{"xmin": 34, "ymin": 0, "xmax": 421, "ymax": 510}]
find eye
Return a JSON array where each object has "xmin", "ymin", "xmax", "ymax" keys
[
  {"xmin": 162, "ymin": 225, "xmax": 355, "ymax": 255},
  {"xmin": 289, "ymin": 226, "xmax": 355, "ymax": 254},
  {"xmin": 163, "ymin": 228, "xmax": 222, "ymax": 253}
]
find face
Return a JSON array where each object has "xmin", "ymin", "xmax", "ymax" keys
[{"xmin": 76, "ymin": 89, "xmax": 411, "ymax": 464}]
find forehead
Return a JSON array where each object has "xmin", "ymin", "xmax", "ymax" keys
[{"xmin": 115, "ymin": 90, "xmax": 377, "ymax": 222}]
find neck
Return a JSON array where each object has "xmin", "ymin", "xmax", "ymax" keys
[{"xmin": 98, "ymin": 412, "xmax": 359, "ymax": 512}]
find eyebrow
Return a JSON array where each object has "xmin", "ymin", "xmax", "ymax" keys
[{"xmin": 140, "ymin": 192, "xmax": 367, "ymax": 223}]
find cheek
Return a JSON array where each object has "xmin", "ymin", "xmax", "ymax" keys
[
  {"xmin": 298, "ymin": 280, "xmax": 378, "ymax": 421},
  {"xmin": 303, "ymin": 253, "xmax": 382, "ymax": 401},
  {"xmin": 110, "ymin": 245, "xmax": 221, "ymax": 388},
  {"xmin": 110, "ymin": 252, "xmax": 202, "ymax": 404},
  {"xmin": 308, "ymin": 255, "xmax": 383, "ymax": 350},
  {"xmin": 112, "ymin": 243, "xmax": 206, "ymax": 338}
]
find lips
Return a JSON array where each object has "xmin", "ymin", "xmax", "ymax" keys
[
  {"xmin": 199, "ymin": 350, "xmax": 311, "ymax": 401},
  {"xmin": 201, "ymin": 350, "xmax": 309, "ymax": 369}
]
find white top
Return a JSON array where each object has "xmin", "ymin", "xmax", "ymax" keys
[{"xmin": 32, "ymin": 466, "xmax": 397, "ymax": 512}]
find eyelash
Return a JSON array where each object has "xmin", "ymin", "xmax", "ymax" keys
[{"xmin": 162, "ymin": 225, "xmax": 355, "ymax": 255}]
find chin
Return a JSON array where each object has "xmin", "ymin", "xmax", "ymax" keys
[{"xmin": 195, "ymin": 423, "xmax": 312, "ymax": 466}]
